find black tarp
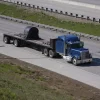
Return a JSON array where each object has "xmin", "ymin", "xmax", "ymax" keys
[{"xmin": 24, "ymin": 26, "xmax": 39, "ymax": 40}]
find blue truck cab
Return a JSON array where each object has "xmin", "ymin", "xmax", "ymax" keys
[{"xmin": 55, "ymin": 34, "xmax": 92, "ymax": 65}]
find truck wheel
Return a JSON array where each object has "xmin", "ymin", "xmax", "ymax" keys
[
  {"xmin": 3, "ymin": 36, "xmax": 10, "ymax": 44},
  {"xmin": 44, "ymin": 48, "xmax": 48, "ymax": 56},
  {"xmin": 49, "ymin": 50, "xmax": 55, "ymax": 58},
  {"xmin": 14, "ymin": 39, "xmax": 20, "ymax": 47},
  {"xmin": 72, "ymin": 58, "xmax": 78, "ymax": 66},
  {"xmin": 87, "ymin": 62, "xmax": 91, "ymax": 64}
]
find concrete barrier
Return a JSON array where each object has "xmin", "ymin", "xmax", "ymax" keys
[
  {"xmin": 0, "ymin": 14, "xmax": 99, "ymax": 42},
  {"xmin": 0, "ymin": 0, "xmax": 100, "ymax": 23}
]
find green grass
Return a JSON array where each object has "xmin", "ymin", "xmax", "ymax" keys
[
  {"xmin": 0, "ymin": 3, "xmax": 100, "ymax": 36},
  {"xmin": 0, "ymin": 63, "xmax": 74, "ymax": 100}
]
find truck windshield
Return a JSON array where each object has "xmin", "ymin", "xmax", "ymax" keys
[{"xmin": 71, "ymin": 43, "xmax": 83, "ymax": 48}]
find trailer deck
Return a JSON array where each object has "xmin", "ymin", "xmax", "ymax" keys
[{"xmin": 4, "ymin": 33, "xmax": 51, "ymax": 48}]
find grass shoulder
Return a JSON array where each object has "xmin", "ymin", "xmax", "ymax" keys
[
  {"xmin": 0, "ymin": 3, "xmax": 100, "ymax": 36},
  {"xmin": 0, "ymin": 63, "xmax": 74, "ymax": 100},
  {"xmin": 0, "ymin": 54, "xmax": 100, "ymax": 100}
]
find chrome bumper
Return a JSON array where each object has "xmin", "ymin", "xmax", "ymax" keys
[{"xmin": 77, "ymin": 58, "xmax": 92, "ymax": 64}]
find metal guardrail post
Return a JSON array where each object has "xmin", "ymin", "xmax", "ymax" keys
[
  {"xmin": 0, "ymin": 0, "xmax": 100, "ymax": 23},
  {"xmin": 0, "ymin": 0, "xmax": 100, "ymax": 41}
]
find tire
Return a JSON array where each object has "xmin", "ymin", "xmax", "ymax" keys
[
  {"xmin": 49, "ymin": 50, "xmax": 55, "ymax": 58},
  {"xmin": 87, "ymin": 62, "xmax": 91, "ymax": 64},
  {"xmin": 44, "ymin": 48, "xmax": 48, "ymax": 56},
  {"xmin": 3, "ymin": 36, "xmax": 10, "ymax": 44},
  {"xmin": 14, "ymin": 39, "xmax": 20, "ymax": 47},
  {"xmin": 72, "ymin": 58, "xmax": 78, "ymax": 66}
]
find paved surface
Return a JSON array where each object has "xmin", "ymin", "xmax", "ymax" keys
[
  {"xmin": 71, "ymin": 0, "xmax": 100, "ymax": 5},
  {"xmin": 13, "ymin": 0, "xmax": 100, "ymax": 18},
  {"xmin": 0, "ymin": 19, "xmax": 100, "ymax": 89}
]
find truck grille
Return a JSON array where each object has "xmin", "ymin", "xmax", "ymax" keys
[{"xmin": 81, "ymin": 51, "xmax": 89, "ymax": 59}]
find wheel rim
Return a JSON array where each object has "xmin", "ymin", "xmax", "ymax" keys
[
  {"xmin": 14, "ymin": 40, "xmax": 18, "ymax": 46},
  {"xmin": 4, "ymin": 37, "xmax": 7, "ymax": 43},
  {"xmin": 44, "ymin": 49, "xmax": 48, "ymax": 56},
  {"xmin": 73, "ymin": 59, "xmax": 77, "ymax": 65},
  {"xmin": 49, "ymin": 50, "xmax": 54, "ymax": 58}
]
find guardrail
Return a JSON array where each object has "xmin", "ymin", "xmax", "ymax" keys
[
  {"xmin": 0, "ymin": 14, "xmax": 100, "ymax": 42},
  {"xmin": 0, "ymin": 0, "xmax": 100, "ymax": 23}
]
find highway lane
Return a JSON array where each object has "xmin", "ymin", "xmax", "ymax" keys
[
  {"xmin": 71, "ymin": 0, "xmax": 100, "ymax": 5},
  {"xmin": 13, "ymin": 0, "xmax": 100, "ymax": 18},
  {"xmin": 0, "ymin": 19, "xmax": 100, "ymax": 88},
  {"xmin": 0, "ymin": 19, "xmax": 100, "ymax": 67}
]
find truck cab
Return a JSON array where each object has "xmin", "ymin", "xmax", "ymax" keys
[{"xmin": 55, "ymin": 34, "xmax": 92, "ymax": 65}]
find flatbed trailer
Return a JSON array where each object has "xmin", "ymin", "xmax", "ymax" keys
[{"xmin": 3, "ymin": 26, "xmax": 57, "ymax": 58}]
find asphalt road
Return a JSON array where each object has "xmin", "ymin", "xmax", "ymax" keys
[
  {"xmin": 71, "ymin": 0, "xmax": 100, "ymax": 5},
  {"xmin": 0, "ymin": 19, "xmax": 100, "ymax": 89},
  {"xmin": 13, "ymin": 0, "xmax": 100, "ymax": 18}
]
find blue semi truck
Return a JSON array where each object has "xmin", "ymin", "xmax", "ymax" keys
[{"xmin": 3, "ymin": 26, "xmax": 92, "ymax": 65}]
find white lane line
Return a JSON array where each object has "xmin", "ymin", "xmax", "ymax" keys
[{"xmin": 52, "ymin": 0, "xmax": 100, "ymax": 10}]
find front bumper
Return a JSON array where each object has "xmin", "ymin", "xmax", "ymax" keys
[{"xmin": 77, "ymin": 58, "xmax": 92, "ymax": 64}]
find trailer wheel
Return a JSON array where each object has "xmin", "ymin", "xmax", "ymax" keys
[
  {"xmin": 49, "ymin": 50, "xmax": 55, "ymax": 58},
  {"xmin": 72, "ymin": 58, "xmax": 78, "ymax": 66},
  {"xmin": 14, "ymin": 39, "xmax": 20, "ymax": 47},
  {"xmin": 3, "ymin": 36, "xmax": 10, "ymax": 44},
  {"xmin": 44, "ymin": 48, "xmax": 48, "ymax": 56}
]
